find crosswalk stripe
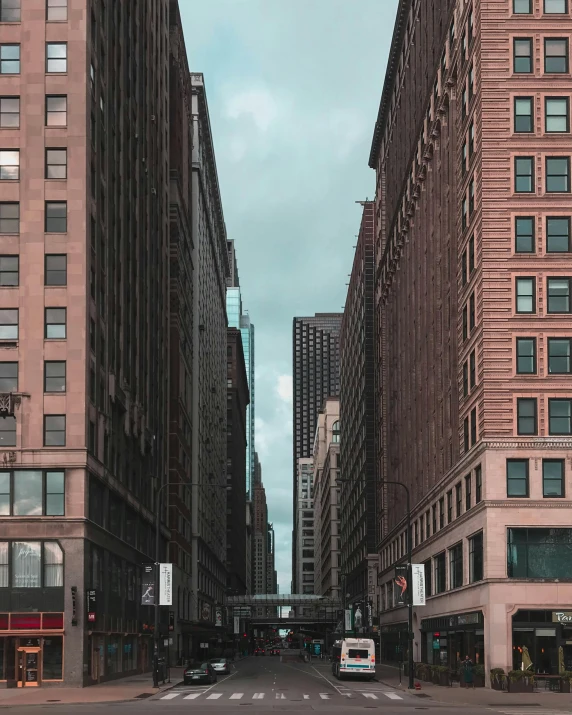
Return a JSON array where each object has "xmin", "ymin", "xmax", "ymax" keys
[
  {"xmin": 303, "ymin": 694, "xmax": 310, "ymax": 699},
  {"xmin": 229, "ymin": 693, "xmax": 243, "ymax": 699},
  {"xmin": 183, "ymin": 693, "xmax": 202, "ymax": 700},
  {"xmin": 161, "ymin": 693, "xmax": 179, "ymax": 700},
  {"xmin": 363, "ymin": 692, "xmax": 378, "ymax": 699},
  {"xmin": 253, "ymin": 693, "xmax": 264, "ymax": 699},
  {"xmin": 384, "ymin": 692, "xmax": 402, "ymax": 700},
  {"xmin": 275, "ymin": 692, "xmax": 286, "ymax": 699},
  {"xmin": 319, "ymin": 693, "xmax": 330, "ymax": 699},
  {"xmin": 206, "ymin": 693, "xmax": 222, "ymax": 699}
]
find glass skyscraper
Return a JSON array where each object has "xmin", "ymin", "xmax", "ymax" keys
[{"xmin": 226, "ymin": 243, "xmax": 255, "ymax": 499}]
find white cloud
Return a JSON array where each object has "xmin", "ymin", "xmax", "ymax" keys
[
  {"xmin": 276, "ymin": 374, "xmax": 292, "ymax": 404},
  {"xmin": 224, "ymin": 87, "xmax": 282, "ymax": 132}
]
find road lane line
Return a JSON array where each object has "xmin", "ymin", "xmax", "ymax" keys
[
  {"xmin": 303, "ymin": 694, "xmax": 310, "ymax": 699},
  {"xmin": 160, "ymin": 693, "xmax": 179, "ymax": 700},
  {"xmin": 310, "ymin": 665, "xmax": 346, "ymax": 696},
  {"xmin": 275, "ymin": 692, "xmax": 286, "ymax": 699},
  {"xmin": 206, "ymin": 693, "xmax": 222, "ymax": 699},
  {"xmin": 229, "ymin": 693, "xmax": 243, "ymax": 699},
  {"xmin": 319, "ymin": 693, "xmax": 330, "ymax": 699},
  {"xmin": 363, "ymin": 693, "xmax": 378, "ymax": 699},
  {"xmin": 385, "ymin": 692, "xmax": 402, "ymax": 700},
  {"xmin": 253, "ymin": 693, "xmax": 265, "ymax": 699},
  {"xmin": 183, "ymin": 693, "xmax": 202, "ymax": 700}
]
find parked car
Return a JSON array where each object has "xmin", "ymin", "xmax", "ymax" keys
[
  {"xmin": 254, "ymin": 648, "xmax": 266, "ymax": 656},
  {"xmin": 210, "ymin": 657, "xmax": 231, "ymax": 675},
  {"xmin": 184, "ymin": 662, "xmax": 217, "ymax": 685},
  {"xmin": 269, "ymin": 648, "xmax": 280, "ymax": 656}
]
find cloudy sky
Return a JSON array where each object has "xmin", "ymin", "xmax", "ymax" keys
[{"xmin": 180, "ymin": 0, "xmax": 398, "ymax": 592}]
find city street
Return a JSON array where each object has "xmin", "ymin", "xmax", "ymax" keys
[{"xmin": 2, "ymin": 658, "xmax": 572, "ymax": 714}]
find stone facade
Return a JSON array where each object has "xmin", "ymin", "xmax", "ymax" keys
[{"xmin": 371, "ymin": 0, "xmax": 572, "ymax": 680}]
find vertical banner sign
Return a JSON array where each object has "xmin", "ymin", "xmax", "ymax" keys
[
  {"xmin": 87, "ymin": 590, "xmax": 97, "ymax": 622},
  {"xmin": 169, "ymin": 611, "xmax": 175, "ymax": 631},
  {"xmin": 234, "ymin": 616, "xmax": 240, "ymax": 634},
  {"xmin": 411, "ymin": 564, "xmax": 426, "ymax": 606},
  {"xmin": 215, "ymin": 607, "xmax": 222, "ymax": 627},
  {"xmin": 344, "ymin": 609, "xmax": 353, "ymax": 632},
  {"xmin": 141, "ymin": 565, "xmax": 155, "ymax": 605},
  {"xmin": 394, "ymin": 564, "xmax": 409, "ymax": 606},
  {"xmin": 159, "ymin": 563, "xmax": 173, "ymax": 605}
]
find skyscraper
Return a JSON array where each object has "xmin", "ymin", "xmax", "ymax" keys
[
  {"xmin": 190, "ymin": 72, "xmax": 229, "ymax": 628},
  {"xmin": 371, "ymin": 0, "xmax": 572, "ymax": 676},
  {"xmin": 226, "ymin": 240, "xmax": 255, "ymax": 499},
  {"xmin": 0, "ymin": 0, "xmax": 170, "ymax": 686},
  {"xmin": 292, "ymin": 314, "xmax": 341, "ymax": 592},
  {"xmin": 339, "ymin": 201, "xmax": 376, "ymax": 606}
]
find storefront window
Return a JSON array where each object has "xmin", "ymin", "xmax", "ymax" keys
[
  {"xmin": 12, "ymin": 542, "xmax": 41, "ymax": 588},
  {"xmin": 43, "ymin": 636, "xmax": 63, "ymax": 679},
  {"xmin": 106, "ymin": 636, "xmax": 121, "ymax": 675},
  {"xmin": 122, "ymin": 636, "xmax": 137, "ymax": 672},
  {"xmin": 508, "ymin": 528, "xmax": 572, "ymax": 578}
]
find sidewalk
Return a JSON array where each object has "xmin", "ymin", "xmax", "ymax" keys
[
  {"xmin": 375, "ymin": 662, "xmax": 572, "ymax": 711},
  {"xmin": 0, "ymin": 668, "xmax": 183, "ymax": 706}
]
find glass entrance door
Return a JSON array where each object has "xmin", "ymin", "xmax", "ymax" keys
[{"xmin": 17, "ymin": 648, "xmax": 41, "ymax": 687}]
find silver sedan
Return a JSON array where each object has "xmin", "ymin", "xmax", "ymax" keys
[{"xmin": 209, "ymin": 657, "xmax": 231, "ymax": 675}]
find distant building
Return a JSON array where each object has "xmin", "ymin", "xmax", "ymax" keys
[
  {"xmin": 292, "ymin": 314, "xmax": 342, "ymax": 592},
  {"xmin": 226, "ymin": 328, "xmax": 250, "ymax": 595},
  {"xmin": 339, "ymin": 201, "xmax": 376, "ymax": 607},
  {"xmin": 253, "ymin": 453, "xmax": 268, "ymax": 599},
  {"xmin": 313, "ymin": 398, "xmax": 341, "ymax": 599},
  {"xmin": 295, "ymin": 457, "xmax": 315, "ymax": 605}
]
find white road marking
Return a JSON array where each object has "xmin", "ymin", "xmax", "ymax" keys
[
  {"xmin": 275, "ymin": 692, "xmax": 286, "ymax": 699},
  {"xmin": 206, "ymin": 693, "xmax": 222, "ymax": 699},
  {"xmin": 384, "ymin": 692, "xmax": 402, "ymax": 700},
  {"xmin": 310, "ymin": 664, "xmax": 346, "ymax": 696},
  {"xmin": 183, "ymin": 693, "xmax": 202, "ymax": 700},
  {"xmin": 253, "ymin": 693, "xmax": 265, "ymax": 699},
  {"xmin": 160, "ymin": 693, "xmax": 178, "ymax": 700},
  {"xmin": 303, "ymin": 694, "xmax": 310, "ymax": 699},
  {"xmin": 319, "ymin": 693, "xmax": 330, "ymax": 699},
  {"xmin": 363, "ymin": 692, "xmax": 378, "ymax": 699},
  {"xmin": 229, "ymin": 693, "xmax": 243, "ymax": 699}
]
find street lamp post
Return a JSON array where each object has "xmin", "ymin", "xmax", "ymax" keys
[
  {"xmin": 152, "ymin": 479, "xmax": 227, "ymax": 688},
  {"xmin": 383, "ymin": 480, "xmax": 413, "ymax": 689}
]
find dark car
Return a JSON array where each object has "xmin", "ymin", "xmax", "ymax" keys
[
  {"xmin": 184, "ymin": 661, "xmax": 217, "ymax": 685},
  {"xmin": 254, "ymin": 648, "xmax": 266, "ymax": 656},
  {"xmin": 269, "ymin": 648, "xmax": 280, "ymax": 656}
]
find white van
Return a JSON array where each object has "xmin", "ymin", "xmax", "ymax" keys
[{"xmin": 331, "ymin": 638, "xmax": 375, "ymax": 680}]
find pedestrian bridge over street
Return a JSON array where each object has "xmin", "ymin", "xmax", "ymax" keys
[{"xmin": 226, "ymin": 594, "xmax": 342, "ymax": 626}]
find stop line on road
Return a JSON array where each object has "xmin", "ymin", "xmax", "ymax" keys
[{"xmin": 160, "ymin": 689, "xmax": 403, "ymax": 701}]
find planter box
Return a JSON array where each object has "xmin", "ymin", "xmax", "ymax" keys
[
  {"xmin": 473, "ymin": 674, "xmax": 485, "ymax": 688},
  {"xmin": 431, "ymin": 672, "xmax": 450, "ymax": 686},
  {"xmin": 490, "ymin": 676, "xmax": 505, "ymax": 691},
  {"xmin": 560, "ymin": 679, "xmax": 571, "ymax": 693},
  {"xmin": 507, "ymin": 679, "xmax": 534, "ymax": 693}
]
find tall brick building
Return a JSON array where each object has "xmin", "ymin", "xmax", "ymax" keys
[
  {"xmin": 372, "ymin": 0, "xmax": 572, "ymax": 678},
  {"xmin": 0, "ymin": 0, "xmax": 170, "ymax": 686}
]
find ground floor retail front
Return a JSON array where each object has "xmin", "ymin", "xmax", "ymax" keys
[{"xmin": 379, "ymin": 582, "xmax": 572, "ymax": 680}]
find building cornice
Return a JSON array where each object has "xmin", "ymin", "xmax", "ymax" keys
[{"xmin": 368, "ymin": 0, "xmax": 411, "ymax": 169}]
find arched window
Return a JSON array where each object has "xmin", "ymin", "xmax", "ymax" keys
[{"xmin": 332, "ymin": 421, "xmax": 340, "ymax": 443}]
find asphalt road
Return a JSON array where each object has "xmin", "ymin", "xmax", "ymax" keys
[{"xmin": 0, "ymin": 659, "xmax": 560, "ymax": 714}]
